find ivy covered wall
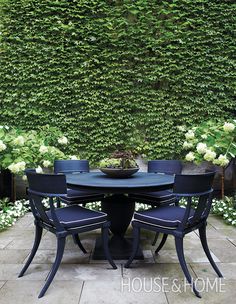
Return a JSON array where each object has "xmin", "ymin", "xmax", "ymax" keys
[{"xmin": 0, "ymin": 0, "xmax": 235, "ymax": 163}]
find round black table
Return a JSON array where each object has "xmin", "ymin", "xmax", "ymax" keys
[{"xmin": 66, "ymin": 172, "xmax": 174, "ymax": 259}]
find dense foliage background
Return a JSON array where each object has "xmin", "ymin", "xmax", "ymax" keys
[{"xmin": 0, "ymin": 0, "xmax": 235, "ymax": 163}]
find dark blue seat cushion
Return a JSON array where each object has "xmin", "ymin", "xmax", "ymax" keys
[
  {"xmin": 134, "ymin": 206, "xmax": 195, "ymax": 229},
  {"xmin": 46, "ymin": 205, "xmax": 107, "ymax": 229},
  {"xmin": 60, "ymin": 188, "xmax": 104, "ymax": 204},
  {"xmin": 130, "ymin": 190, "xmax": 176, "ymax": 205}
]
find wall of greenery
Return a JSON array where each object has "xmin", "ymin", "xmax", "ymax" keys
[{"xmin": 0, "ymin": 0, "xmax": 235, "ymax": 163}]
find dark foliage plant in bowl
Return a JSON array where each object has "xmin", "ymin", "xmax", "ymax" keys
[{"xmin": 99, "ymin": 151, "xmax": 139, "ymax": 178}]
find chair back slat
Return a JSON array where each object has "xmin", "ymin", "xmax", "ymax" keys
[
  {"xmin": 54, "ymin": 160, "xmax": 89, "ymax": 174},
  {"xmin": 26, "ymin": 171, "xmax": 67, "ymax": 196},
  {"xmin": 173, "ymin": 172, "xmax": 215, "ymax": 228},
  {"xmin": 148, "ymin": 160, "xmax": 182, "ymax": 175},
  {"xmin": 173, "ymin": 172, "xmax": 215, "ymax": 195},
  {"xmin": 26, "ymin": 171, "xmax": 67, "ymax": 228}
]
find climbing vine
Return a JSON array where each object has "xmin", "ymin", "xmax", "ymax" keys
[{"xmin": 0, "ymin": 0, "xmax": 235, "ymax": 164}]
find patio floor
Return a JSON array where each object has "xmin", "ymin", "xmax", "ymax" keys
[{"xmin": 0, "ymin": 212, "xmax": 236, "ymax": 304}]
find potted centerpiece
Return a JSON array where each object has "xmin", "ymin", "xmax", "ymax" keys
[{"xmin": 99, "ymin": 150, "xmax": 139, "ymax": 178}]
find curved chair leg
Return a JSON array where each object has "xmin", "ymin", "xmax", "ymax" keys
[
  {"xmin": 124, "ymin": 225, "xmax": 140, "ymax": 268},
  {"xmin": 155, "ymin": 234, "xmax": 168, "ymax": 254},
  {"xmin": 38, "ymin": 236, "xmax": 66, "ymax": 298},
  {"xmin": 102, "ymin": 224, "xmax": 117, "ymax": 269},
  {"xmin": 18, "ymin": 224, "xmax": 43, "ymax": 277},
  {"xmin": 152, "ymin": 232, "xmax": 159, "ymax": 246},
  {"xmin": 199, "ymin": 224, "xmax": 223, "ymax": 277},
  {"xmin": 175, "ymin": 236, "xmax": 201, "ymax": 298},
  {"xmin": 72, "ymin": 234, "xmax": 87, "ymax": 254}
]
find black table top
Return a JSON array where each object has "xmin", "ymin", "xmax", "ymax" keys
[{"xmin": 66, "ymin": 172, "xmax": 174, "ymax": 193}]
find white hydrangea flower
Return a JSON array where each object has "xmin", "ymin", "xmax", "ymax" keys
[
  {"xmin": 8, "ymin": 161, "xmax": 25, "ymax": 174},
  {"xmin": 223, "ymin": 122, "xmax": 235, "ymax": 132},
  {"xmin": 43, "ymin": 160, "xmax": 51, "ymax": 168},
  {"xmin": 196, "ymin": 142, "xmax": 207, "ymax": 154},
  {"xmin": 183, "ymin": 141, "xmax": 193, "ymax": 149},
  {"xmin": 36, "ymin": 166, "xmax": 43, "ymax": 173},
  {"xmin": 58, "ymin": 136, "xmax": 68, "ymax": 145},
  {"xmin": 39, "ymin": 145, "xmax": 48, "ymax": 153},
  {"xmin": 203, "ymin": 150, "xmax": 216, "ymax": 161},
  {"xmin": 70, "ymin": 155, "xmax": 78, "ymax": 160},
  {"xmin": 213, "ymin": 154, "xmax": 229, "ymax": 167},
  {"xmin": 0, "ymin": 140, "xmax": 7, "ymax": 151},
  {"xmin": 185, "ymin": 152, "xmax": 195, "ymax": 162},
  {"xmin": 8, "ymin": 163, "xmax": 20, "ymax": 174},
  {"xmin": 185, "ymin": 130, "xmax": 195, "ymax": 140},
  {"xmin": 18, "ymin": 161, "xmax": 26, "ymax": 171},
  {"xmin": 13, "ymin": 135, "xmax": 25, "ymax": 146}
]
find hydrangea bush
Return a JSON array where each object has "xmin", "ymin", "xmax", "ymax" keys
[
  {"xmin": 181, "ymin": 120, "xmax": 236, "ymax": 198},
  {"xmin": 0, "ymin": 125, "xmax": 80, "ymax": 176}
]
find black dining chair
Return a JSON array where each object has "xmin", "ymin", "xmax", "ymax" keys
[
  {"xmin": 18, "ymin": 171, "xmax": 117, "ymax": 298},
  {"xmin": 54, "ymin": 160, "xmax": 104, "ymax": 206},
  {"xmin": 130, "ymin": 160, "xmax": 182, "ymax": 248},
  {"xmin": 125, "ymin": 172, "xmax": 223, "ymax": 298}
]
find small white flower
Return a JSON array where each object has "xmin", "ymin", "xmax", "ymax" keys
[
  {"xmin": 185, "ymin": 130, "xmax": 195, "ymax": 140},
  {"xmin": 39, "ymin": 145, "xmax": 48, "ymax": 154},
  {"xmin": 201, "ymin": 134, "xmax": 207, "ymax": 139},
  {"xmin": 43, "ymin": 160, "xmax": 51, "ymax": 168},
  {"xmin": 177, "ymin": 125, "xmax": 186, "ymax": 132},
  {"xmin": 196, "ymin": 142, "xmax": 207, "ymax": 154},
  {"xmin": 58, "ymin": 136, "xmax": 68, "ymax": 145},
  {"xmin": 36, "ymin": 166, "xmax": 43, "ymax": 173},
  {"xmin": 5, "ymin": 125, "xmax": 9, "ymax": 130},
  {"xmin": 183, "ymin": 141, "xmax": 193, "ymax": 149},
  {"xmin": 18, "ymin": 161, "xmax": 26, "ymax": 171},
  {"xmin": 185, "ymin": 152, "xmax": 195, "ymax": 162},
  {"xmin": 204, "ymin": 150, "xmax": 216, "ymax": 161},
  {"xmin": 13, "ymin": 135, "xmax": 25, "ymax": 146},
  {"xmin": 70, "ymin": 155, "xmax": 78, "ymax": 160},
  {"xmin": 223, "ymin": 122, "xmax": 235, "ymax": 132},
  {"xmin": 0, "ymin": 140, "xmax": 7, "ymax": 152}
]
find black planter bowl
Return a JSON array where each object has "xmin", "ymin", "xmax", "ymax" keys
[{"xmin": 100, "ymin": 167, "xmax": 139, "ymax": 178}]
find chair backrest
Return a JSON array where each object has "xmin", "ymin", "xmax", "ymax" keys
[
  {"xmin": 26, "ymin": 171, "xmax": 67, "ymax": 229},
  {"xmin": 173, "ymin": 172, "xmax": 215, "ymax": 229},
  {"xmin": 54, "ymin": 160, "xmax": 89, "ymax": 174},
  {"xmin": 148, "ymin": 160, "xmax": 182, "ymax": 175}
]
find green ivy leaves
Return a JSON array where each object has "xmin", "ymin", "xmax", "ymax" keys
[{"xmin": 0, "ymin": 0, "xmax": 235, "ymax": 164}]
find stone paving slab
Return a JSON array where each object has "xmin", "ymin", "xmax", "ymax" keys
[
  {"xmin": 0, "ymin": 249, "xmax": 29, "ymax": 264},
  {"xmin": 153, "ymin": 249, "xmax": 220, "ymax": 263},
  {"xmin": 0, "ymin": 280, "xmax": 83, "ymax": 304},
  {"xmin": 165, "ymin": 280, "xmax": 236, "ymax": 304},
  {"xmin": 0, "ymin": 281, "xmax": 6, "ymax": 289},
  {"xmin": 0, "ymin": 213, "xmax": 236, "ymax": 303},
  {"xmin": 80, "ymin": 280, "xmax": 168, "ymax": 304},
  {"xmin": 190, "ymin": 263, "xmax": 236, "ymax": 280}
]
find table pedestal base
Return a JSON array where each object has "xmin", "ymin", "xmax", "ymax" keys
[{"xmin": 92, "ymin": 236, "xmax": 144, "ymax": 260}]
